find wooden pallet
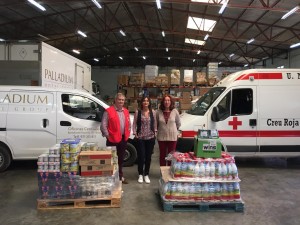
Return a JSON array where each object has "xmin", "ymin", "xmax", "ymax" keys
[
  {"xmin": 160, "ymin": 195, "xmax": 244, "ymax": 212},
  {"xmin": 37, "ymin": 183, "xmax": 122, "ymax": 210}
]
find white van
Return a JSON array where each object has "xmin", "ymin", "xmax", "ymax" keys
[
  {"xmin": 0, "ymin": 86, "xmax": 137, "ymax": 171},
  {"xmin": 177, "ymin": 69, "xmax": 300, "ymax": 156}
]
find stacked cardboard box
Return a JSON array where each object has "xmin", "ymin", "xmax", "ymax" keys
[
  {"xmin": 129, "ymin": 73, "xmax": 144, "ymax": 86},
  {"xmin": 196, "ymin": 72, "xmax": 207, "ymax": 86},
  {"xmin": 199, "ymin": 87, "xmax": 211, "ymax": 96},
  {"xmin": 184, "ymin": 70, "xmax": 193, "ymax": 83},
  {"xmin": 79, "ymin": 151, "xmax": 115, "ymax": 176},
  {"xmin": 117, "ymin": 75, "xmax": 129, "ymax": 86},
  {"xmin": 155, "ymin": 74, "xmax": 169, "ymax": 86},
  {"xmin": 180, "ymin": 92, "xmax": 191, "ymax": 110},
  {"xmin": 128, "ymin": 99, "xmax": 139, "ymax": 113},
  {"xmin": 145, "ymin": 65, "xmax": 158, "ymax": 85},
  {"xmin": 207, "ymin": 62, "xmax": 218, "ymax": 86},
  {"xmin": 170, "ymin": 69, "xmax": 180, "ymax": 85}
]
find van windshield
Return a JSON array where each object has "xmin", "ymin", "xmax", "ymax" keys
[{"xmin": 187, "ymin": 87, "xmax": 225, "ymax": 115}]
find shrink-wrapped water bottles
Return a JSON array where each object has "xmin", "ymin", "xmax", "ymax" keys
[
  {"xmin": 231, "ymin": 161, "xmax": 238, "ymax": 179},
  {"xmin": 210, "ymin": 162, "xmax": 215, "ymax": 179}
]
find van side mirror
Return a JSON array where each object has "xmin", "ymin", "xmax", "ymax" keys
[
  {"xmin": 211, "ymin": 106, "xmax": 220, "ymax": 122},
  {"xmin": 95, "ymin": 111, "xmax": 103, "ymax": 122}
]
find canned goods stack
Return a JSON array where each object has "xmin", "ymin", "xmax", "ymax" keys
[
  {"xmin": 37, "ymin": 140, "xmax": 120, "ymax": 201},
  {"xmin": 37, "ymin": 144, "xmax": 60, "ymax": 172},
  {"xmin": 60, "ymin": 138, "xmax": 81, "ymax": 173}
]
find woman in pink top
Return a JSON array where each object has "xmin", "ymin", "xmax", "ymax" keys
[
  {"xmin": 132, "ymin": 96, "xmax": 157, "ymax": 184},
  {"xmin": 156, "ymin": 95, "xmax": 181, "ymax": 166}
]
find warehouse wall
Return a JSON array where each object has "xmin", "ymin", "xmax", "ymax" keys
[{"xmin": 256, "ymin": 48, "xmax": 300, "ymax": 68}]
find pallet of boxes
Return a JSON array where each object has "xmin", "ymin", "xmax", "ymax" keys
[
  {"xmin": 158, "ymin": 130, "xmax": 244, "ymax": 212},
  {"xmin": 37, "ymin": 138, "xmax": 121, "ymax": 210}
]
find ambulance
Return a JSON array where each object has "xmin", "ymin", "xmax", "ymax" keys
[
  {"xmin": 177, "ymin": 69, "xmax": 300, "ymax": 156},
  {"xmin": 0, "ymin": 86, "xmax": 137, "ymax": 171}
]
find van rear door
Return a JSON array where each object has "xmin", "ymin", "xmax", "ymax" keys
[
  {"xmin": 56, "ymin": 92, "xmax": 106, "ymax": 146},
  {"xmin": 208, "ymin": 87, "xmax": 258, "ymax": 153},
  {"xmin": 6, "ymin": 90, "xmax": 57, "ymax": 158}
]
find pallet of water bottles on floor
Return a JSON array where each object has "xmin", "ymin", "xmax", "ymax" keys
[
  {"xmin": 36, "ymin": 138, "xmax": 122, "ymax": 209},
  {"xmin": 157, "ymin": 151, "xmax": 244, "ymax": 212}
]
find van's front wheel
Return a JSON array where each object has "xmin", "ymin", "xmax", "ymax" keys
[
  {"xmin": 123, "ymin": 143, "xmax": 137, "ymax": 167},
  {"xmin": 0, "ymin": 145, "xmax": 12, "ymax": 172}
]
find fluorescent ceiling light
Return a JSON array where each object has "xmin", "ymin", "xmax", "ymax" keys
[
  {"xmin": 247, "ymin": 38, "xmax": 255, "ymax": 44},
  {"xmin": 218, "ymin": 62, "xmax": 222, "ymax": 65},
  {"xmin": 162, "ymin": 31, "xmax": 165, "ymax": 37},
  {"xmin": 72, "ymin": 49, "xmax": 80, "ymax": 54},
  {"xmin": 281, "ymin": 6, "xmax": 299, "ymax": 20},
  {"xmin": 168, "ymin": 57, "xmax": 170, "ymax": 60},
  {"xmin": 91, "ymin": 0, "xmax": 102, "ymax": 9},
  {"xmin": 197, "ymin": 50, "xmax": 201, "ymax": 54},
  {"xmin": 27, "ymin": 0, "xmax": 46, "ymax": 11},
  {"xmin": 120, "ymin": 30, "xmax": 126, "ymax": 36},
  {"xmin": 191, "ymin": 0, "xmax": 215, "ymax": 2},
  {"xmin": 244, "ymin": 64, "xmax": 248, "ymax": 67},
  {"xmin": 185, "ymin": 38, "xmax": 205, "ymax": 46},
  {"xmin": 166, "ymin": 48, "xmax": 168, "ymax": 52},
  {"xmin": 193, "ymin": 59, "xmax": 196, "ymax": 62},
  {"xmin": 219, "ymin": 0, "xmax": 228, "ymax": 14},
  {"xmin": 290, "ymin": 42, "xmax": 300, "ymax": 48},
  {"xmin": 204, "ymin": 34, "xmax": 209, "ymax": 40},
  {"xmin": 119, "ymin": 56, "xmax": 123, "ymax": 60},
  {"xmin": 0, "ymin": 38, "xmax": 5, "ymax": 41},
  {"xmin": 277, "ymin": 65, "xmax": 284, "ymax": 68},
  {"xmin": 156, "ymin": 0, "xmax": 161, "ymax": 9},
  {"xmin": 187, "ymin": 16, "xmax": 217, "ymax": 32},
  {"xmin": 94, "ymin": 58, "xmax": 99, "ymax": 62},
  {"xmin": 229, "ymin": 53, "xmax": 234, "ymax": 57},
  {"xmin": 103, "ymin": 46, "xmax": 109, "ymax": 51},
  {"xmin": 37, "ymin": 34, "xmax": 49, "ymax": 40},
  {"xmin": 143, "ymin": 56, "xmax": 146, "ymax": 60},
  {"xmin": 134, "ymin": 47, "xmax": 139, "ymax": 51},
  {"xmin": 77, "ymin": 30, "xmax": 87, "ymax": 38}
]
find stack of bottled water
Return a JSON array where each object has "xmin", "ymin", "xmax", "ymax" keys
[
  {"xmin": 170, "ymin": 152, "xmax": 239, "ymax": 181},
  {"xmin": 159, "ymin": 151, "xmax": 242, "ymax": 202}
]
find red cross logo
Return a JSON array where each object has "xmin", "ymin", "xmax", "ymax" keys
[{"xmin": 228, "ymin": 117, "xmax": 242, "ymax": 130}]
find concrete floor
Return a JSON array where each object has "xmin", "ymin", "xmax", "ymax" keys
[{"xmin": 0, "ymin": 146, "xmax": 300, "ymax": 225}]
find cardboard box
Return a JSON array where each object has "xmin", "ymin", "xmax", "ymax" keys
[
  {"xmin": 125, "ymin": 87, "xmax": 135, "ymax": 98},
  {"xmin": 184, "ymin": 69, "xmax": 193, "ymax": 82},
  {"xmin": 81, "ymin": 164, "xmax": 114, "ymax": 171},
  {"xmin": 129, "ymin": 73, "xmax": 144, "ymax": 86},
  {"xmin": 182, "ymin": 92, "xmax": 190, "ymax": 99},
  {"xmin": 200, "ymin": 87, "xmax": 211, "ymax": 96},
  {"xmin": 194, "ymin": 138, "xmax": 222, "ymax": 158},
  {"xmin": 145, "ymin": 65, "xmax": 158, "ymax": 77},
  {"xmin": 180, "ymin": 103, "xmax": 191, "ymax": 110},
  {"xmin": 196, "ymin": 72, "xmax": 207, "ymax": 85},
  {"xmin": 79, "ymin": 158, "xmax": 112, "ymax": 166},
  {"xmin": 79, "ymin": 151, "xmax": 112, "ymax": 165},
  {"xmin": 180, "ymin": 98, "xmax": 191, "ymax": 104},
  {"xmin": 117, "ymin": 75, "xmax": 129, "ymax": 85}
]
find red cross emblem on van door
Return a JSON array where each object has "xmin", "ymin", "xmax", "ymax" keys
[{"xmin": 228, "ymin": 117, "xmax": 242, "ymax": 130}]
